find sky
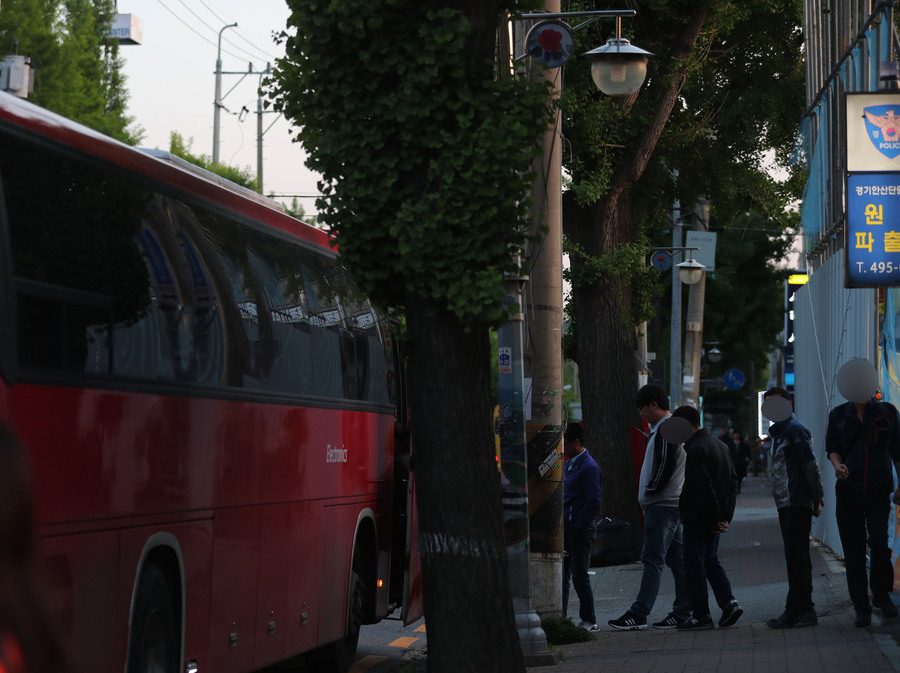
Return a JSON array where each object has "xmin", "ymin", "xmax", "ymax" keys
[{"xmin": 117, "ymin": 1, "xmax": 320, "ymax": 216}]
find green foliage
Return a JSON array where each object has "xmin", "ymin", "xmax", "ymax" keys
[
  {"xmin": 562, "ymin": 0, "xmax": 804, "ymax": 359},
  {"xmin": 168, "ymin": 132, "xmax": 260, "ymax": 192},
  {"xmin": 541, "ymin": 615, "xmax": 593, "ymax": 645},
  {"xmin": 564, "ymin": 238, "xmax": 661, "ymax": 327},
  {"xmin": 0, "ymin": 0, "xmax": 142, "ymax": 144},
  {"xmin": 269, "ymin": 0, "xmax": 554, "ymax": 329},
  {"xmin": 280, "ymin": 197, "xmax": 318, "ymax": 225}
]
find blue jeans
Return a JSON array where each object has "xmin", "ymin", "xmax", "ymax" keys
[
  {"xmin": 682, "ymin": 522, "xmax": 736, "ymax": 618},
  {"xmin": 563, "ymin": 523, "xmax": 597, "ymax": 623},
  {"xmin": 630, "ymin": 505, "xmax": 690, "ymax": 619}
]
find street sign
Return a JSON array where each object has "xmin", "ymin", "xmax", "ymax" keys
[
  {"xmin": 723, "ymin": 368, "xmax": 746, "ymax": 391},
  {"xmin": 651, "ymin": 251, "xmax": 672, "ymax": 271}
]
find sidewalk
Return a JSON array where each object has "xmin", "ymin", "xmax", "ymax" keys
[{"xmin": 534, "ymin": 474, "xmax": 900, "ymax": 673}]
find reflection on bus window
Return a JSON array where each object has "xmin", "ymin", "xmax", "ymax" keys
[{"xmin": 0, "ymin": 132, "xmax": 394, "ymax": 404}]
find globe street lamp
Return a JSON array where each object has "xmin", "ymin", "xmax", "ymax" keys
[
  {"xmin": 519, "ymin": 10, "xmax": 653, "ymax": 96},
  {"xmin": 583, "ymin": 16, "xmax": 653, "ymax": 96},
  {"xmin": 676, "ymin": 258, "xmax": 705, "ymax": 285}
]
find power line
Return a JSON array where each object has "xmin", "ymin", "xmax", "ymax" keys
[
  {"xmin": 176, "ymin": 0, "xmax": 273, "ymax": 64},
  {"xmin": 196, "ymin": 0, "xmax": 278, "ymax": 62},
  {"xmin": 155, "ymin": 0, "xmax": 251, "ymax": 62}
]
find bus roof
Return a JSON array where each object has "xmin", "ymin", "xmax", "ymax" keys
[{"xmin": 0, "ymin": 91, "xmax": 329, "ymax": 249}]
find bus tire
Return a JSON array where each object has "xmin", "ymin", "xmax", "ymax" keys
[
  {"xmin": 310, "ymin": 547, "xmax": 364, "ymax": 673},
  {"xmin": 127, "ymin": 564, "xmax": 180, "ymax": 673}
]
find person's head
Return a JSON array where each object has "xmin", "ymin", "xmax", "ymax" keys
[
  {"xmin": 763, "ymin": 386, "xmax": 792, "ymax": 403},
  {"xmin": 671, "ymin": 405, "xmax": 701, "ymax": 431},
  {"xmin": 563, "ymin": 423, "xmax": 585, "ymax": 459},
  {"xmin": 635, "ymin": 384, "xmax": 670, "ymax": 424},
  {"xmin": 732, "ymin": 431, "xmax": 742, "ymax": 442}
]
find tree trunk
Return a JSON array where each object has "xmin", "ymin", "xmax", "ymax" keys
[
  {"xmin": 404, "ymin": 294, "xmax": 525, "ymax": 673},
  {"xmin": 560, "ymin": 4, "xmax": 712, "ymax": 560},
  {"xmin": 564, "ymin": 195, "xmax": 644, "ymax": 558}
]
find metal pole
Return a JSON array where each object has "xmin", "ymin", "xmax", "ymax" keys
[
  {"xmin": 669, "ymin": 176, "xmax": 682, "ymax": 405},
  {"xmin": 522, "ymin": 0, "xmax": 565, "ymax": 621},
  {"xmin": 681, "ymin": 200, "xmax": 710, "ymax": 408},
  {"xmin": 257, "ymin": 93, "xmax": 264, "ymax": 191},
  {"xmin": 213, "ymin": 22, "xmax": 237, "ymax": 165},
  {"xmin": 498, "ymin": 274, "xmax": 551, "ymax": 665}
]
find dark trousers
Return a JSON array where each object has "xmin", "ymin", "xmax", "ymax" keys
[
  {"xmin": 682, "ymin": 522, "xmax": 736, "ymax": 618},
  {"xmin": 563, "ymin": 524, "xmax": 596, "ymax": 624},
  {"xmin": 835, "ymin": 487, "xmax": 894, "ymax": 613},
  {"xmin": 778, "ymin": 506, "xmax": 815, "ymax": 617}
]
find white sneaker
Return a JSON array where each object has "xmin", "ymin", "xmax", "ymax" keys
[{"xmin": 578, "ymin": 621, "xmax": 600, "ymax": 632}]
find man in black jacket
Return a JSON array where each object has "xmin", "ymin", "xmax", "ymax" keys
[
  {"xmin": 826, "ymin": 384, "xmax": 900, "ymax": 627},
  {"xmin": 671, "ymin": 405, "xmax": 743, "ymax": 630}
]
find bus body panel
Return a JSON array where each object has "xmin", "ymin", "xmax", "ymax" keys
[{"xmin": 0, "ymin": 92, "xmax": 418, "ymax": 673}]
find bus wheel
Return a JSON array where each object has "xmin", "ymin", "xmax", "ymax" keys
[
  {"xmin": 127, "ymin": 564, "xmax": 179, "ymax": 673},
  {"xmin": 310, "ymin": 549, "xmax": 364, "ymax": 673}
]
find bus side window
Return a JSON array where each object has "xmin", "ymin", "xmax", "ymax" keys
[
  {"xmin": 340, "ymin": 274, "xmax": 392, "ymax": 404},
  {"xmin": 1, "ymin": 137, "xmax": 151, "ymax": 378},
  {"xmin": 301, "ymin": 258, "xmax": 344, "ymax": 399}
]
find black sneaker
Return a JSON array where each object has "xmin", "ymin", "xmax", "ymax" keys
[
  {"xmin": 874, "ymin": 596, "xmax": 899, "ymax": 620},
  {"xmin": 676, "ymin": 615, "xmax": 714, "ymax": 631},
  {"xmin": 608, "ymin": 611, "xmax": 648, "ymax": 631},
  {"xmin": 652, "ymin": 613, "xmax": 688, "ymax": 629},
  {"xmin": 854, "ymin": 611, "xmax": 872, "ymax": 628},
  {"xmin": 768, "ymin": 610, "xmax": 817, "ymax": 629},
  {"xmin": 719, "ymin": 601, "xmax": 744, "ymax": 628}
]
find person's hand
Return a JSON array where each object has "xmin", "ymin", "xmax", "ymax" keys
[
  {"xmin": 813, "ymin": 498, "xmax": 824, "ymax": 517},
  {"xmin": 834, "ymin": 462, "xmax": 849, "ymax": 480},
  {"xmin": 714, "ymin": 521, "xmax": 730, "ymax": 534}
]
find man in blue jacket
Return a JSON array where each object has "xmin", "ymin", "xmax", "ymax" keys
[
  {"xmin": 826, "ymin": 390, "xmax": 900, "ymax": 626},
  {"xmin": 763, "ymin": 386, "xmax": 824, "ymax": 629},
  {"xmin": 562, "ymin": 422, "xmax": 603, "ymax": 631}
]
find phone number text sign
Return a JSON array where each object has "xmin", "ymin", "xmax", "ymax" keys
[{"xmin": 846, "ymin": 172, "xmax": 900, "ymax": 287}]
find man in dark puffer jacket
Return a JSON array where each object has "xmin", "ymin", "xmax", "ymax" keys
[
  {"xmin": 764, "ymin": 386, "xmax": 824, "ymax": 629},
  {"xmin": 827, "ymin": 391, "xmax": 900, "ymax": 627}
]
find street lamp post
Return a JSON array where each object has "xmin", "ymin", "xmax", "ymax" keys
[
  {"xmin": 681, "ymin": 200, "xmax": 711, "ymax": 408},
  {"xmin": 213, "ymin": 22, "xmax": 237, "ymax": 165},
  {"xmin": 501, "ymin": 6, "xmax": 651, "ymax": 660}
]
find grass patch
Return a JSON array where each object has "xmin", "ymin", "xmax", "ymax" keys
[{"xmin": 541, "ymin": 615, "xmax": 595, "ymax": 645}]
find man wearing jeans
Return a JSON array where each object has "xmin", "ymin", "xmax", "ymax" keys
[
  {"xmin": 609, "ymin": 384, "xmax": 690, "ymax": 630},
  {"xmin": 671, "ymin": 405, "xmax": 743, "ymax": 631}
]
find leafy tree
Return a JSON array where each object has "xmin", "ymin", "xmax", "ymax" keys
[
  {"xmin": 168, "ymin": 131, "xmax": 260, "ymax": 192},
  {"xmin": 647, "ymin": 211, "xmax": 796, "ymax": 433},
  {"xmin": 0, "ymin": 0, "xmax": 141, "ymax": 143},
  {"xmin": 269, "ymin": 1, "xmax": 552, "ymax": 670},
  {"xmin": 281, "ymin": 196, "xmax": 317, "ymax": 225},
  {"xmin": 560, "ymin": 0, "xmax": 805, "ymax": 554}
]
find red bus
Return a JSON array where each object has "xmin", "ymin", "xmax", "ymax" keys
[{"xmin": 0, "ymin": 92, "xmax": 422, "ymax": 673}]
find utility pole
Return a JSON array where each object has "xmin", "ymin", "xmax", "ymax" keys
[
  {"xmin": 681, "ymin": 200, "xmax": 710, "ymax": 408},
  {"xmin": 522, "ymin": 0, "xmax": 564, "ymax": 618},
  {"xmin": 213, "ymin": 22, "xmax": 237, "ymax": 165},
  {"xmin": 669, "ymin": 180, "xmax": 682, "ymax": 405}
]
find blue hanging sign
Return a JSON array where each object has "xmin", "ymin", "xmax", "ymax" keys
[{"xmin": 845, "ymin": 172, "xmax": 900, "ymax": 287}]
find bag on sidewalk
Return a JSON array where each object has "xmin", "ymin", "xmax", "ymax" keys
[{"xmin": 590, "ymin": 517, "xmax": 633, "ymax": 567}]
